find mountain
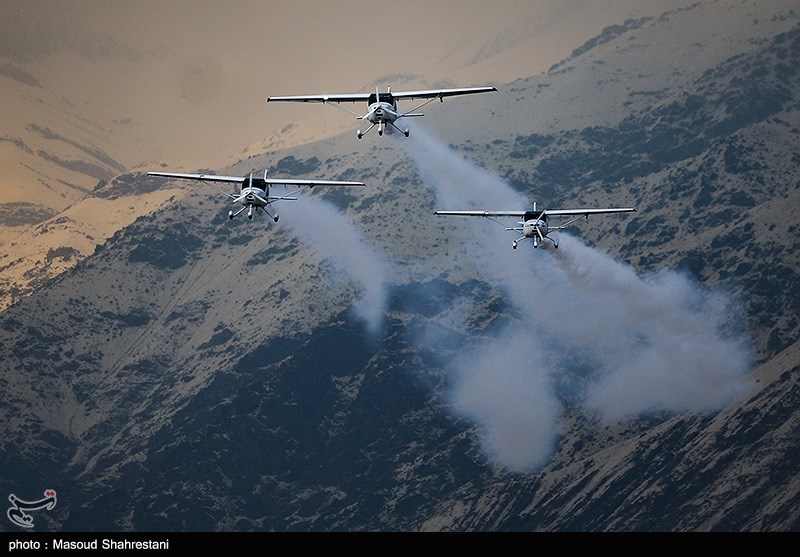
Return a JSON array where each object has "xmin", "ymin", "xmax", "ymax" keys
[
  {"xmin": 0, "ymin": 64, "xmax": 185, "ymax": 311},
  {"xmin": 0, "ymin": 0, "xmax": 703, "ymax": 313},
  {"xmin": 0, "ymin": 0, "xmax": 743, "ymax": 312},
  {"xmin": 1, "ymin": 0, "xmax": 799, "ymax": 532}
]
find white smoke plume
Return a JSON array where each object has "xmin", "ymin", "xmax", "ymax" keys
[
  {"xmin": 447, "ymin": 328, "xmax": 561, "ymax": 472},
  {"xmin": 397, "ymin": 123, "xmax": 753, "ymax": 472},
  {"xmin": 278, "ymin": 194, "xmax": 388, "ymax": 336},
  {"xmin": 552, "ymin": 235, "xmax": 752, "ymax": 420}
]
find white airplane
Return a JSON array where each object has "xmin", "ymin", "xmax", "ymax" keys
[
  {"xmin": 435, "ymin": 203, "xmax": 636, "ymax": 249},
  {"xmin": 146, "ymin": 170, "xmax": 365, "ymax": 222},
  {"xmin": 267, "ymin": 85, "xmax": 497, "ymax": 139}
]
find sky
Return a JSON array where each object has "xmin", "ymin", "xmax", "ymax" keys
[{"xmin": 1, "ymin": 0, "xmax": 699, "ymax": 170}]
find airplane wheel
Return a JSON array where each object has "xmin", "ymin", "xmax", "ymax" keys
[
  {"xmin": 274, "ymin": 216, "xmax": 279, "ymax": 223},
  {"xmin": 248, "ymin": 215, "xmax": 253, "ymax": 220},
  {"xmin": 357, "ymin": 131, "xmax": 363, "ymax": 139},
  {"xmin": 512, "ymin": 242, "xmax": 517, "ymax": 249},
  {"xmin": 404, "ymin": 130, "xmax": 409, "ymax": 137},
  {"xmin": 228, "ymin": 212, "xmax": 234, "ymax": 220}
]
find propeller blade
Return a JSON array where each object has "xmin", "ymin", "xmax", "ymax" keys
[{"xmin": 252, "ymin": 193, "xmax": 269, "ymax": 206}]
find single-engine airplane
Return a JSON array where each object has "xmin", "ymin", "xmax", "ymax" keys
[
  {"xmin": 267, "ymin": 85, "xmax": 497, "ymax": 139},
  {"xmin": 146, "ymin": 170, "xmax": 365, "ymax": 222},
  {"xmin": 435, "ymin": 203, "xmax": 636, "ymax": 249}
]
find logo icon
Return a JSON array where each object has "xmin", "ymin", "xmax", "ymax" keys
[{"xmin": 7, "ymin": 490, "xmax": 57, "ymax": 529}]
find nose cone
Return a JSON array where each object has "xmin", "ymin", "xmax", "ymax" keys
[{"xmin": 524, "ymin": 220, "xmax": 548, "ymax": 238}]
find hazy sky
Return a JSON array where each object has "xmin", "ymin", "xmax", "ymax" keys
[{"xmin": 1, "ymin": 1, "xmax": 698, "ymax": 168}]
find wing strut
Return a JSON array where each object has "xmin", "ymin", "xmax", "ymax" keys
[{"xmin": 398, "ymin": 95, "xmax": 439, "ymax": 119}]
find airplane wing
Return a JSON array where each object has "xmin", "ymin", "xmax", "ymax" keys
[
  {"xmin": 267, "ymin": 87, "xmax": 496, "ymax": 103},
  {"xmin": 435, "ymin": 210, "xmax": 526, "ymax": 217},
  {"xmin": 147, "ymin": 172, "xmax": 365, "ymax": 188},
  {"xmin": 146, "ymin": 172, "xmax": 245, "ymax": 184},
  {"xmin": 266, "ymin": 93, "xmax": 371, "ymax": 104},
  {"xmin": 264, "ymin": 178, "xmax": 365, "ymax": 187},
  {"xmin": 435, "ymin": 208, "xmax": 636, "ymax": 217},
  {"xmin": 391, "ymin": 86, "xmax": 497, "ymax": 100},
  {"xmin": 542, "ymin": 208, "xmax": 637, "ymax": 217}
]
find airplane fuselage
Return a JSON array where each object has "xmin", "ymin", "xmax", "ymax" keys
[
  {"xmin": 435, "ymin": 203, "xmax": 634, "ymax": 251},
  {"xmin": 366, "ymin": 101, "xmax": 399, "ymax": 125},
  {"xmin": 146, "ymin": 170, "xmax": 363, "ymax": 224},
  {"xmin": 359, "ymin": 91, "xmax": 410, "ymax": 138},
  {"xmin": 268, "ymin": 85, "xmax": 496, "ymax": 140},
  {"xmin": 241, "ymin": 185, "xmax": 269, "ymax": 208},
  {"xmin": 523, "ymin": 218, "xmax": 548, "ymax": 239},
  {"xmin": 230, "ymin": 184, "xmax": 273, "ymax": 220}
]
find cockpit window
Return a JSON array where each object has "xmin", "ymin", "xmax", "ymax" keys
[
  {"xmin": 368, "ymin": 93, "xmax": 394, "ymax": 104},
  {"xmin": 242, "ymin": 179, "xmax": 267, "ymax": 192},
  {"xmin": 523, "ymin": 210, "xmax": 547, "ymax": 221}
]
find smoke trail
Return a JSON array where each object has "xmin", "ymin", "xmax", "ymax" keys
[
  {"xmin": 397, "ymin": 123, "xmax": 564, "ymax": 472},
  {"xmin": 277, "ymin": 195, "xmax": 388, "ymax": 336},
  {"xmin": 397, "ymin": 122, "xmax": 753, "ymax": 472},
  {"xmin": 552, "ymin": 234, "xmax": 752, "ymax": 420},
  {"xmin": 448, "ymin": 328, "xmax": 560, "ymax": 472}
]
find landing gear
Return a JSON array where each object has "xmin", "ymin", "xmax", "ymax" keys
[
  {"xmin": 389, "ymin": 122, "xmax": 410, "ymax": 137},
  {"xmin": 357, "ymin": 123, "xmax": 376, "ymax": 139},
  {"xmin": 230, "ymin": 205, "xmax": 248, "ymax": 220},
  {"xmin": 264, "ymin": 207, "xmax": 279, "ymax": 223}
]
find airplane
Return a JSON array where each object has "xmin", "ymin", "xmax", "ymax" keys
[
  {"xmin": 146, "ymin": 170, "xmax": 365, "ymax": 222},
  {"xmin": 435, "ymin": 202, "xmax": 636, "ymax": 249},
  {"xmin": 267, "ymin": 85, "xmax": 497, "ymax": 139}
]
